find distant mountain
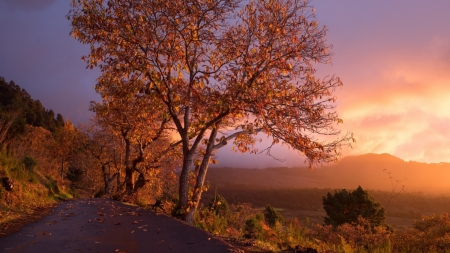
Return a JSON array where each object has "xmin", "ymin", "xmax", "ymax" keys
[{"xmin": 206, "ymin": 153, "xmax": 450, "ymax": 194}]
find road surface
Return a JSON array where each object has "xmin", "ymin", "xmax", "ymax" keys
[{"xmin": 1, "ymin": 199, "xmax": 236, "ymax": 253}]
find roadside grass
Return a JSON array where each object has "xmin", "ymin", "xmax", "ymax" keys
[
  {"xmin": 0, "ymin": 152, "xmax": 71, "ymax": 235},
  {"xmin": 190, "ymin": 192, "xmax": 450, "ymax": 253}
]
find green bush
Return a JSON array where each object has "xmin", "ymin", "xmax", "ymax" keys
[
  {"xmin": 323, "ymin": 186, "xmax": 386, "ymax": 228},
  {"xmin": 264, "ymin": 204, "xmax": 283, "ymax": 228},
  {"xmin": 245, "ymin": 216, "xmax": 262, "ymax": 235}
]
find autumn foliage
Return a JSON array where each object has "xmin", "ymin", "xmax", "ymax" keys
[{"xmin": 68, "ymin": 0, "xmax": 353, "ymax": 223}]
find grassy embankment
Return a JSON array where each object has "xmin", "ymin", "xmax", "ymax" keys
[{"xmin": 0, "ymin": 150, "xmax": 72, "ymax": 236}]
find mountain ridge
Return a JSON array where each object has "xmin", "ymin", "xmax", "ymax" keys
[{"xmin": 206, "ymin": 153, "xmax": 450, "ymax": 194}]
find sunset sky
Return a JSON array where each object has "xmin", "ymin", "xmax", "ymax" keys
[{"xmin": 1, "ymin": 1, "xmax": 449, "ymax": 167}]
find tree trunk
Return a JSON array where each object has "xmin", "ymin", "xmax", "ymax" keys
[
  {"xmin": 122, "ymin": 138, "xmax": 134, "ymax": 195},
  {"xmin": 133, "ymin": 172, "xmax": 147, "ymax": 192},
  {"xmin": 185, "ymin": 126, "xmax": 218, "ymax": 224},
  {"xmin": 60, "ymin": 158, "xmax": 65, "ymax": 182},
  {"xmin": 102, "ymin": 164, "xmax": 117, "ymax": 197},
  {"xmin": 179, "ymin": 151, "xmax": 193, "ymax": 219}
]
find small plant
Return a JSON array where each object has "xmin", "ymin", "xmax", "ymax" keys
[
  {"xmin": 382, "ymin": 168, "xmax": 406, "ymax": 209},
  {"xmin": 208, "ymin": 193, "xmax": 229, "ymax": 216},
  {"xmin": 245, "ymin": 214, "xmax": 264, "ymax": 238},
  {"xmin": 264, "ymin": 204, "xmax": 283, "ymax": 228},
  {"xmin": 22, "ymin": 156, "xmax": 37, "ymax": 171},
  {"xmin": 195, "ymin": 208, "xmax": 229, "ymax": 235}
]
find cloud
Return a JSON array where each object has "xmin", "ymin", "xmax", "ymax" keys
[
  {"xmin": 336, "ymin": 39, "xmax": 450, "ymax": 162},
  {"xmin": 4, "ymin": 0, "xmax": 56, "ymax": 11}
]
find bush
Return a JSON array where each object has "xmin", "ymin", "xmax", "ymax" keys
[
  {"xmin": 245, "ymin": 214, "xmax": 264, "ymax": 238},
  {"xmin": 264, "ymin": 204, "xmax": 283, "ymax": 228},
  {"xmin": 208, "ymin": 193, "xmax": 229, "ymax": 216},
  {"xmin": 392, "ymin": 213, "xmax": 450, "ymax": 252},
  {"xmin": 310, "ymin": 217, "xmax": 391, "ymax": 251},
  {"xmin": 323, "ymin": 186, "xmax": 386, "ymax": 228},
  {"xmin": 195, "ymin": 209, "xmax": 229, "ymax": 235}
]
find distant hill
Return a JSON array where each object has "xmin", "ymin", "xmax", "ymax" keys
[
  {"xmin": 0, "ymin": 76, "xmax": 67, "ymax": 146},
  {"xmin": 206, "ymin": 153, "xmax": 450, "ymax": 194}
]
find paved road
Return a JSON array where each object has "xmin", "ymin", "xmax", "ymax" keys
[{"xmin": 1, "ymin": 199, "xmax": 235, "ymax": 253}]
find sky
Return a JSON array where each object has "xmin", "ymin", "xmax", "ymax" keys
[{"xmin": 1, "ymin": 0, "xmax": 450, "ymax": 167}]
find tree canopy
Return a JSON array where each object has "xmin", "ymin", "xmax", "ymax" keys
[
  {"xmin": 69, "ymin": 0, "xmax": 353, "ymax": 223},
  {"xmin": 322, "ymin": 186, "xmax": 386, "ymax": 228}
]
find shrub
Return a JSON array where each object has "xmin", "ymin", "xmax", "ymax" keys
[
  {"xmin": 245, "ymin": 214, "xmax": 264, "ymax": 238},
  {"xmin": 195, "ymin": 209, "xmax": 229, "ymax": 235},
  {"xmin": 208, "ymin": 193, "xmax": 229, "ymax": 216},
  {"xmin": 392, "ymin": 213, "xmax": 450, "ymax": 252},
  {"xmin": 264, "ymin": 204, "xmax": 284, "ymax": 228},
  {"xmin": 310, "ymin": 217, "xmax": 391, "ymax": 251},
  {"xmin": 323, "ymin": 186, "xmax": 386, "ymax": 228}
]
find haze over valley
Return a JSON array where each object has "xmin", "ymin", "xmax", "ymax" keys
[{"xmin": 208, "ymin": 153, "xmax": 450, "ymax": 195}]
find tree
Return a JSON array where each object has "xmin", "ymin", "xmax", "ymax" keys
[
  {"xmin": 56, "ymin": 113, "xmax": 65, "ymax": 128},
  {"xmin": 50, "ymin": 120, "xmax": 79, "ymax": 182},
  {"xmin": 90, "ymin": 80, "xmax": 179, "ymax": 196},
  {"xmin": 322, "ymin": 186, "xmax": 386, "ymax": 228},
  {"xmin": 82, "ymin": 119, "xmax": 123, "ymax": 197},
  {"xmin": 69, "ymin": 0, "xmax": 353, "ymax": 223}
]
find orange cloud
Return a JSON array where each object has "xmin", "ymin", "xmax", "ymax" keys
[{"xmin": 335, "ymin": 37, "xmax": 450, "ymax": 163}]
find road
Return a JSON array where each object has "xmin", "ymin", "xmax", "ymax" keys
[{"xmin": 1, "ymin": 199, "xmax": 236, "ymax": 253}]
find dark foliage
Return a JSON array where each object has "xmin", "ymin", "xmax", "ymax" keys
[
  {"xmin": 264, "ymin": 204, "xmax": 283, "ymax": 227},
  {"xmin": 208, "ymin": 193, "xmax": 229, "ymax": 216},
  {"xmin": 0, "ymin": 76, "xmax": 66, "ymax": 147},
  {"xmin": 322, "ymin": 186, "xmax": 386, "ymax": 227}
]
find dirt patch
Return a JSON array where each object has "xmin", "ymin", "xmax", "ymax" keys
[{"xmin": 0, "ymin": 203, "xmax": 58, "ymax": 237}]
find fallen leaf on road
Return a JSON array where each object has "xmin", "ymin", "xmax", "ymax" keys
[{"xmin": 132, "ymin": 221, "xmax": 138, "ymax": 224}]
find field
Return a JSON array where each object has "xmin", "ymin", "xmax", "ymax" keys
[{"xmin": 202, "ymin": 184, "xmax": 450, "ymax": 230}]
